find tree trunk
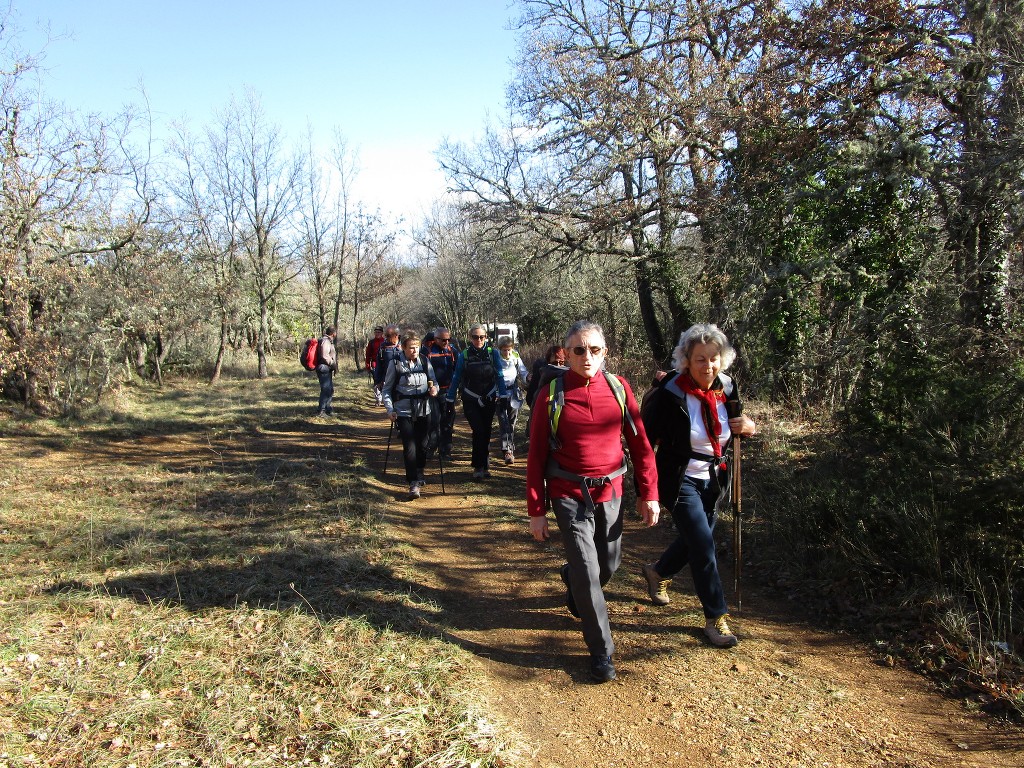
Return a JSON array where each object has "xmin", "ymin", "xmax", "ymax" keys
[
  {"xmin": 257, "ymin": 305, "xmax": 270, "ymax": 378},
  {"xmin": 635, "ymin": 260, "xmax": 670, "ymax": 365},
  {"xmin": 210, "ymin": 317, "xmax": 228, "ymax": 384},
  {"xmin": 133, "ymin": 334, "xmax": 148, "ymax": 379}
]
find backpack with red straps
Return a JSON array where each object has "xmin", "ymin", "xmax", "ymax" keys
[{"xmin": 299, "ymin": 337, "xmax": 320, "ymax": 371}]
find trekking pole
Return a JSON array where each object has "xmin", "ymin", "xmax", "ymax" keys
[
  {"xmin": 384, "ymin": 421, "xmax": 394, "ymax": 476},
  {"xmin": 437, "ymin": 449, "xmax": 446, "ymax": 494},
  {"xmin": 726, "ymin": 400, "xmax": 744, "ymax": 611}
]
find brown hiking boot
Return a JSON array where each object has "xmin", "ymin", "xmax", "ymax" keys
[
  {"xmin": 704, "ymin": 614, "xmax": 738, "ymax": 647},
  {"xmin": 641, "ymin": 562, "xmax": 671, "ymax": 606}
]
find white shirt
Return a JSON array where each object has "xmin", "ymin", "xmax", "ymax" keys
[{"xmin": 685, "ymin": 394, "xmax": 732, "ymax": 479}]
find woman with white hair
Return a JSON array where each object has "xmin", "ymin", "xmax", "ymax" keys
[
  {"xmin": 639, "ymin": 323, "xmax": 756, "ymax": 647},
  {"xmin": 494, "ymin": 335, "xmax": 529, "ymax": 464}
]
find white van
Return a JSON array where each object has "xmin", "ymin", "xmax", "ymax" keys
[{"xmin": 485, "ymin": 322, "xmax": 518, "ymax": 344}]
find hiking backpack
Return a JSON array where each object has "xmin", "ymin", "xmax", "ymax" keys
[
  {"xmin": 460, "ymin": 344, "xmax": 498, "ymax": 394},
  {"xmin": 389, "ymin": 353, "xmax": 431, "ymax": 398},
  {"xmin": 546, "ymin": 369, "xmax": 637, "ymax": 450},
  {"xmin": 300, "ymin": 337, "xmax": 320, "ymax": 371}
]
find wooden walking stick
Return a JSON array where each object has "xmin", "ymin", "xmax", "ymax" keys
[{"xmin": 726, "ymin": 400, "xmax": 744, "ymax": 611}]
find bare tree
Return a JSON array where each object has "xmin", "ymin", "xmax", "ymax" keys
[
  {"xmin": 168, "ymin": 119, "xmax": 247, "ymax": 384},
  {"xmin": 296, "ymin": 129, "xmax": 361, "ymax": 339},
  {"xmin": 345, "ymin": 207, "xmax": 400, "ymax": 369},
  {"xmin": 211, "ymin": 92, "xmax": 303, "ymax": 378},
  {"xmin": 441, "ymin": 0, "xmax": 773, "ymax": 361}
]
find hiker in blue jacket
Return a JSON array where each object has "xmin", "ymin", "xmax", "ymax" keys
[
  {"xmin": 373, "ymin": 325, "xmax": 402, "ymax": 399},
  {"xmin": 494, "ymin": 335, "xmax": 529, "ymax": 464},
  {"xmin": 447, "ymin": 324, "xmax": 508, "ymax": 479},
  {"xmin": 425, "ymin": 327, "xmax": 458, "ymax": 459}
]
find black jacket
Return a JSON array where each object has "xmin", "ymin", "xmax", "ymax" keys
[{"xmin": 641, "ymin": 372, "xmax": 738, "ymax": 504}]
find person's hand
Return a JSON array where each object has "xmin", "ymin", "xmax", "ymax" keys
[
  {"xmin": 529, "ymin": 515, "xmax": 549, "ymax": 542},
  {"xmin": 389, "ymin": 411, "xmax": 398, "ymax": 423},
  {"xmin": 729, "ymin": 414, "xmax": 756, "ymax": 437},
  {"xmin": 639, "ymin": 500, "xmax": 660, "ymax": 527}
]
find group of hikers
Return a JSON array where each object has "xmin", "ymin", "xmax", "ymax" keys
[{"xmin": 314, "ymin": 319, "xmax": 757, "ymax": 683}]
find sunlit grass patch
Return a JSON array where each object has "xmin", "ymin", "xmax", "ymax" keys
[
  {"xmin": 0, "ymin": 370, "xmax": 516, "ymax": 767},
  {"xmin": 1, "ymin": 596, "xmax": 509, "ymax": 767}
]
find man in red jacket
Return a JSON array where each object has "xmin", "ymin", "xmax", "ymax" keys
[
  {"xmin": 526, "ymin": 320, "xmax": 660, "ymax": 683},
  {"xmin": 364, "ymin": 326, "xmax": 386, "ymax": 404}
]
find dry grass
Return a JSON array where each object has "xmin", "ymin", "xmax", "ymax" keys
[{"xmin": 0, "ymin": 369, "xmax": 515, "ymax": 767}]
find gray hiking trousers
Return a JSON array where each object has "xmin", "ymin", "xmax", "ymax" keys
[{"xmin": 551, "ymin": 494, "xmax": 624, "ymax": 659}]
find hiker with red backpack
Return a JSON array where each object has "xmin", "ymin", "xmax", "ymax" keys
[
  {"xmin": 526, "ymin": 320, "xmax": 660, "ymax": 683},
  {"xmin": 314, "ymin": 326, "xmax": 338, "ymax": 416},
  {"xmin": 638, "ymin": 324, "xmax": 756, "ymax": 648}
]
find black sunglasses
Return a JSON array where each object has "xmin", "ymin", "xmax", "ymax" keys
[
  {"xmin": 570, "ymin": 345, "xmax": 604, "ymax": 357},
  {"xmin": 470, "ymin": 334, "xmax": 487, "ymax": 340}
]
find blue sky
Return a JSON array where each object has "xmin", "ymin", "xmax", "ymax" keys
[{"xmin": 16, "ymin": 1, "xmax": 522, "ymax": 226}]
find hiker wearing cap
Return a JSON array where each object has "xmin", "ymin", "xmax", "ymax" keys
[
  {"xmin": 382, "ymin": 333, "xmax": 438, "ymax": 500},
  {"xmin": 425, "ymin": 327, "xmax": 458, "ymax": 459},
  {"xmin": 447, "ymin": 324, "xmax": 507, "ymax": 479},
  {"xmin": 638, "ymin": 323, "xmax": 756, "ymax": 648},
  {"xmin": 495, "ymin": 335, "xmax": 529, "ymax": 464},
  {"xmin": 526, "ymin": 320, "xmax": 659, "ymax": 683}
]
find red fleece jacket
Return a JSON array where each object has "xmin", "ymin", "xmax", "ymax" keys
[{"xmin": 526, "ymin": 370, "xmax": 658, "ymax": 517}]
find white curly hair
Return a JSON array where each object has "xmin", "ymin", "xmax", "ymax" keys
[{"xmin": 671, "ymin": 323, "xmax": 736, "ymax": 373}]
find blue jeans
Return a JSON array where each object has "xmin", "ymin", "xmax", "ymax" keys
[
  {"xmin": 654, "ymin": 475, "xmax": 728, "ymax": 620},
  {"xmin": 551, "ymin": 495, "xmax": 623, "ymax": 658},
  {"xmin": 496, "ymin": 398, "xmax": 521, "ymax": 454},
  {"xmin": 316, "ymin": 366, "xmax": 334, "ymax": 413}
]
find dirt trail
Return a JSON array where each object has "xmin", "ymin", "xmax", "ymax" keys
[{"xmin": 345, "ymin": 395, "xmax": 1022, "ymax": 768}]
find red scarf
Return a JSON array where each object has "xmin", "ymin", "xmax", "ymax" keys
[{"xmin": 677, "ymin": 372, "xmax": 726, "ymax": 458}]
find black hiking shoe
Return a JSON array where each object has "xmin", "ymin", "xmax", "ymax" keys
[
  {"xmin": 560, "ymin": 564, "xmax": 580, "ymax": 618},
  {"xmin": 589, "ymin": 655, "xmax": 616, "ymax": 683}
]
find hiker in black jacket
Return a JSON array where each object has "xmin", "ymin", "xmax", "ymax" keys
[
  {"xmin": 639, "ymin": 324, "xmax": 756, "ymax": 648},
  {"xmin": 446, "ymin": 324, "xmax": 508, "ymax": 479},
  {"xmin": 373, "ymin": 325, "xmax": 402, "ymax": 400}
]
